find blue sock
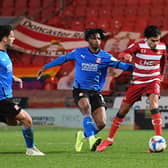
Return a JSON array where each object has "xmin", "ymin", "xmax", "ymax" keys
[
  {"xmin": 83, "ymin": 116, "xmax": 97, "ymax": 137},
  {"xmin": 93, "ymin": 123, "xmax": 99, "ymax": 135},
  {"xmin": 22, "ymin": 127, "xmax": 34, "ymax": 148},
  {"xmin": 83, "ymin": 122, "xmax": 99, "ymax": 137}
]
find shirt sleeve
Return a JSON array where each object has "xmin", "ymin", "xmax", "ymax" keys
[
  {"xmin": 108, "ymin": 60, "xmax": 134, "ymax": 72},
  {"xmin": 118, "ymin": 43, "xmax": 139, "ymax": 63},
  {"xmin": 44, "ymin": 50, "xmax": 76, "ymax": 70},
  {"xmin": 106, "ymin": 54, "xmax": 134, "ymax": 72},
  {"xmin": 123, "ymin": 42, "xmax": 139, "ymax": 54},
  {"xmin": 160, "ymin": 50, "xmax": 167, "ymax": 76}
]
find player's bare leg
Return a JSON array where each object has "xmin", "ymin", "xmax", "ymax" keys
[
  {"xmin": 97, "ymin": 102, "xmax": 132, "ymax": 152},
  {"xmin": 16, "ymin": 107, "xmax": 45, "ymax": 156},
  {"xmin": 75, "ymin": 98, "xmax": 102, "ymax": 151},
  {"xmin": 88, "ymin": 106, "xmax": 106, "ymax": 151},
  {"xmin": 147, "ymin": 94, "xmax": 162, "ymax": 153},
  {"xmin": 92, "ymin": 106, "xmax": 106, "ymax": 132}
]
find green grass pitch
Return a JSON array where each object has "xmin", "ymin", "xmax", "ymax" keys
[{"xmin": 0, "ymin": 126, "xmax": 167, "ymax": 168}]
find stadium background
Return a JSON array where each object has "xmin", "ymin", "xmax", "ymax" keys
[
  {"xmin": 1, "ymin": 0, "xmax": 168, "ymax": 128},
  {"xmin": 1, "ymin": 1, "xmax": 168, "ymax": 168}
]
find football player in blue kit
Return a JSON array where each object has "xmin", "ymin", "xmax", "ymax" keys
[
  {"xmin": 0, "ymin": 25, "xmax": 44, "ymax": 156},
  {"xmin": 37, "ymin": 28, "xmax": 134, "ymax": 152}
]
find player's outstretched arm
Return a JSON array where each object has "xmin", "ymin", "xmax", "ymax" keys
[
  {"xmin": 117, "ymin": 61, "xmax": 134, "ymax": 72},
  {"xmin": 37, "ymin": 52, "xmax": 76, "ymax": 79},
  {"xmin": 108, "ymin": 61, "xmax": 134, "ymax": 72}
]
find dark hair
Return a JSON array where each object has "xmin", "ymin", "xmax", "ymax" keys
[
  {"xmin": 0, "ymin": 25, "xmax": 13, "ymax": 41},
  {"xmin": 84, "ymin": 28, "xmax": 105, "ymax": 41},
  {"xmin": 144, "ymin": 25, "xmax": 161, "ymax": 38}
]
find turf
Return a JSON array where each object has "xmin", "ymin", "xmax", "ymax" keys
[{"xmin": 0, "ymin": 126, "xmax": 167, "ymax": 168}]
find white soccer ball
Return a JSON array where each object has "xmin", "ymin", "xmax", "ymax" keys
[{"xmin": 149, "ymin": 135, "xmax": 167, "ymax": 152}]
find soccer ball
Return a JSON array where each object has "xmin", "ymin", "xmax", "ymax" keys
[{"xmin": 149, "ymin": 135, "xmax": 167, "ymax": 152}]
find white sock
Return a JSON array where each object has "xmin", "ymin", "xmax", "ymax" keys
[
  {"xmin": 107, "ymin": 137, "xmax": 114, "ymax": 142},
  {"xmin": 89, "ymin": 135, "xmax": 95, "ymax": 140}
]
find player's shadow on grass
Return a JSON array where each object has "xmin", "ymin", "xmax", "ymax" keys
[
  {"xmin": 45, "ymin": 150, "xmax": 71, "ymax": 154},
  {"xmin": 128, "ymin": 151, "xmax": 150, "ymax": 154},
  {"xmin": 0, "ymin": 151, "xmax": 25, "ymax": 154}
]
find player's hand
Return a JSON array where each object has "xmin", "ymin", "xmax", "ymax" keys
[
  {"xmin": 124, "ymin": 54, "xmax": 132, "ymax": 62},
  {"xmin": 160, "ymin": 76, "xmax": 164, "ymax": 82},
  {"xmin": 13, "ymin": 76, "xmax": 23, "ymax": 88},
  {"xmin": 37, "ymin": 67, "xmax": 45, "ymax": 80}
]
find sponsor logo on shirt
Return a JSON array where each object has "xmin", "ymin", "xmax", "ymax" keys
[
  {"xmin": 96, "ymin": 58, "xmax": 101, "ymax": 63},
  {"xmin": 140, "ymin": 49, "xmax": 146, "ymax": 53},
  {"xmin": 141, "ymin": 60, "xmax": 155, "ymax": 66},
  {"xmin": 140, "ymin": 60, "xmax": 155, "ymax": 66},
  {"xmin": 81, "ymin": 63, "xmax": 98, "ymax": 71},
  {"xmin": 80, "ymin": 54, "xmax": 85, "ymax": 59}
]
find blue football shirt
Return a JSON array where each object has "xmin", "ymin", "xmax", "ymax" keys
[
  {"xmin": 0, "ymin": 50, "xmax": 13, "ymax": 100},
  {"xmin": 44, "ymin": 47, "xmax": 134, "ymax": 91}
]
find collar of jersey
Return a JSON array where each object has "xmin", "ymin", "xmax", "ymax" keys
[
  {"xmin": 87, "ymin": 47, "xmax": 100, "ymax": 54},
  {"xmin": 0, "ymin": 49, "xmax": 6, "ymax": 52}
]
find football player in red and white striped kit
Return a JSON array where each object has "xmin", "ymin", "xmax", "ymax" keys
[{"xmin": 97, "ymin": 25, "xmax": 167, "ymax": 152}]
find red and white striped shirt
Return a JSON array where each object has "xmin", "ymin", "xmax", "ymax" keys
[{"xmin": 122, "ymin": 40, "xmax": 167, "ymax": 84}]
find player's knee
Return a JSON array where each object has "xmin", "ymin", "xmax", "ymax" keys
[
  {"xmin": 24, "ymin": 115, "xmax": 33, "ymax": 127},
  {"xmin": 81, "ymin": 104, "xmax": 91, "ymax": 115},
  {"xmin": 19, "ymin": 114, "xmax": 32, "ymax": 127},
  {"xmin": 97, "ymin": 121, "xmax": 106, "ymax": 130}
]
